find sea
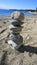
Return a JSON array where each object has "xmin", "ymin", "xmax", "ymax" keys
[{"xmin": 0, "ymin": 9, "xmax": 36, "ymax": 16}]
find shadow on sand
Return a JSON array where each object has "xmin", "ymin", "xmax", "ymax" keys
[
  {"xmin": 18, "ymin": 45, "xmax": 37, "ymax": 54},
  {"xmin": 0, "ymin": 51, "xmax": 7, "ymax": 65}
]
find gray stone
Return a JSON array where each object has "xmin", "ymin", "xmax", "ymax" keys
[
  {"xmin": 9, "ymin": 25, "xmax": 22, "ymax": 34},
  {"xmin": 8, "ymin": 34, "xmax": 23, "ymax": 49},
  {"xmin": 11, "ymin": 11, "xmax": 24, "ymax": 21}
]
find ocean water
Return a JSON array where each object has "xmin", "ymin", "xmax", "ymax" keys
[{"xmin": 0, "ymin": 9, "xmax": 36, "ymax": 16}]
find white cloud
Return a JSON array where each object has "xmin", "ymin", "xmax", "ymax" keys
[
  {"xmin": 0, "ymin": 4, "xmax": 25, "ymax": 9},
  {"xmin": 0, "ymin": 4, "xmax": 13, "ymax": 9}
]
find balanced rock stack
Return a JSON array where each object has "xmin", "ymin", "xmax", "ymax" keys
[{"xmin": 8, "ymin": 11, "xmax": 24, "ymax": 49}]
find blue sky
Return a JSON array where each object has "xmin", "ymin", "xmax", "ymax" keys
[{"xmin": 0, "ymin": 0, "xmax": 37, "ymax": 9}]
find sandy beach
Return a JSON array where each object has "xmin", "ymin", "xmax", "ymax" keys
[{"xmin": 0, "ymin": 15, "xmax": 37, "ymax": 65}]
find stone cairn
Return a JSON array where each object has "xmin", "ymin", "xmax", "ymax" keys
[{"xmin": 7, "ymin": 11, "xmax": 24, "ymax": 49}]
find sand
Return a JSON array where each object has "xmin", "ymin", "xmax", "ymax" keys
[{"xmin": 0, "ymin": 15, "xmax": 37, "ymax": 65}]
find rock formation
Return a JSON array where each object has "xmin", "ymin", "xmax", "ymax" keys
[{"xmin": 7, "ymin": 11, "xmax": 24, "ymax": 49}]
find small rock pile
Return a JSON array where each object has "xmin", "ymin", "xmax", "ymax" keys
[{"xmin": 8, "ymin": 11, "xmax": 24, "ymax": 49}]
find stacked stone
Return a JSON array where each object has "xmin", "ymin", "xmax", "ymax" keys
[{"xmin": 8, "ymin": 11, "xmax": 24, "ymax": 49}]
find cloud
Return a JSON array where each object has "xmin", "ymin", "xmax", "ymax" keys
[
  {"xmin": 0, "ymin": 4, "xmax": 13, "ymax": 9},
  {"xmin": 0, "ymin": 3, "xmax": 25, "ymax": 9}
]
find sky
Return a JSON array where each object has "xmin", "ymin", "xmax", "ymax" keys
[{"xmin": 0, "ymin": 0, "xmax": 37, "ymax": 9}]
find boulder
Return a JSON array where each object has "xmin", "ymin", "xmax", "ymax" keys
[{"xmin": 11, "ymin": 11, "xmax": 24, "ymax": 21}]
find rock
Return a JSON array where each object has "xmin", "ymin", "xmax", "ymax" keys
[
  {"xmin": 8, "ymin": 34, "xmax": 23, "ymax": 49},
  {"xmin": 11, "ymin": 11, "xmax": 24, "ymax": 21},
  {"xmin": 10, "ymin": 19, "xmax": 23, "ymax": 26},
  {"xmin": 9, "ymin": 24, "xmax": 22, "ymax": 34}
]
